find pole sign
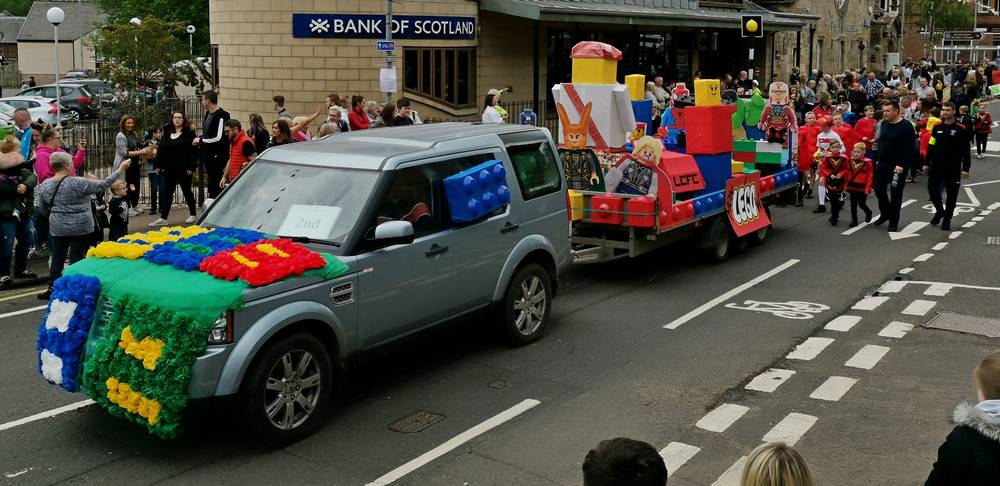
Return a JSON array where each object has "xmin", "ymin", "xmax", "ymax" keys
[
  {"xmin": 725, "ymin": 172, "xmax": 771, "ymax": 237},
  {"xmin": 943, "ymin": 32, "xmax": 984, "ymax": 41},
  {"xmin": 293, "ymin": 14, "xmax": 476, "ymax": 40},
  {"xmin": 376, "ymin": 41, "xmax": 395, "ymax": 52}
]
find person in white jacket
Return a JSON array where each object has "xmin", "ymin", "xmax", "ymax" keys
[{"xmin": 482, "ymin": 94, "xmax": 504, "ymax": 124}]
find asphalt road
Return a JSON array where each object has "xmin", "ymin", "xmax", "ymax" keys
[{"xmin": 2, "ymin": 112, "xmax": 1000, "ymax": 485}]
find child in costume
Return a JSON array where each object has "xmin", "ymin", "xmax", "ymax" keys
[
  {"xmin": 845, "ymin": 142, "xmax": 874, "ymax": 227},
  {"xmin": 818, "ymin": 140, "xmax": 849, "ymax": 226},
  {"xmin": 107, "ymin": 180, "xmax": 130, "ymax": 241},
  {"xmin": 604, "ymin": 136, "xmax": 661, "ymax": 196},
  {"xmin": 758, "ymin": 81, "xmax": 798, "ymax": 147},
  {"xmin": 853, "ymin": 105, "xmax": 877, "ymax": 159},
  {"xmin": 796, "ymin": 111, "xmax": 819, "ymax": 206},
  {"xmin": 917, "ymin": 110, "xmax": 941, "ymax": 182},
  {"xmin": 812, "ymin": 116, "xmax": 845, "ymax": 214},
  {"xmin": 831, "ymin": 112, "xmax": 854, "ymax": 155}
]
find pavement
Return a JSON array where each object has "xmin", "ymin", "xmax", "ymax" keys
[{"xmin": 1, "ymin": 114, "xmax": 999, "ymax": 485}]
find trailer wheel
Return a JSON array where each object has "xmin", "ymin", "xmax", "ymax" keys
[
  {"xmin": 704, "ymin": 219, "xmax": 733, "ymax": 263},
  {"xmin": 751, "ymin": 205, "xmax": 772, "ymax": 245}
]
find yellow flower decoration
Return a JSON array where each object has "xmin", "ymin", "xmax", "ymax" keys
[
  {"xmin": 254, "ymin": 243, "xmax": 289, "ymax": 258},
  {"xmin": 105, "ymin": 376, "xmax": 162, "ymax": 425},
  {"xmin": 86, "ymin": 226, "xmax": 212, "ymax": 260},
  {"xmin": 230, "ymin": 251, "xmax": 260, "ymax": 268},
  {"xmin": 118, "ymin": 326, "xmax": 165, "ymax": 371}
]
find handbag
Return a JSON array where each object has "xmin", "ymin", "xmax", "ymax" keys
[{"xmin": 39, "ymin": 177, "xmax": 66, "ymax": 218}]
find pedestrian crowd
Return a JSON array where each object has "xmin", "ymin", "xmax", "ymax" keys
[{"xmin": 581, "ymin": 351, "xmax": 1000, "ymax": 485}]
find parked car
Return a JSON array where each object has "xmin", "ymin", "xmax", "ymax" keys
[
  {"xmin": 67, "ymin": 78, "xmax": 116, "ymax": 105},
  {"xmin": 64, "ymin": 69, "xmax": 97, "ymax": 80},
  {"xmin": 139, "ymin": 123, "xmax": 568, "ymax": 444},
  {"xmin": 17, "ymin": 83, "xmax": 99, "ymax": 119},
  {"xmin": 0, "ymin": 97, "xmax": 77, "ymax": 126}
]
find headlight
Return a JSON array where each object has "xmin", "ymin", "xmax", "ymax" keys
[{"xmin": 207, "ymin": 310, "xmax": 234, "ymax": 345}]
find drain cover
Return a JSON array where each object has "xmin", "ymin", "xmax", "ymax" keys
[
  {"xmin": 488, "ymin": 379, "xmax": 512, "ymax": 390},
  {"xmin": 924, "ymin": 313, "xmax": 1000, "ymax": 338},
  {"xmin": 987, "ymin": 236, "xmax": 1000, "ymax": 245},
  {"xmin": 388, "ymin": 410, "xmax": 445, "ymax": 433}
]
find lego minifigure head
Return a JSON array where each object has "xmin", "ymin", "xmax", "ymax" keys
[
  {"xmin": 768, "ymin": 82, "xmax": 789, "ymax": 105},
  {"xmin": 631, "ymin": 136, "xmax": 661, "ymax": 168},
  {"xmin": 556, "ymin": 102, "xmax": 593, "ymax": 150}
]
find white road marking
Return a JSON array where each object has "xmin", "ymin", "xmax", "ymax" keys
[
  {"xmin": 824, "ymin": 315, "xmax": 862, "ymax": 332},
  {"xmin": 762, "ymin": 412, "xmax": 817, "ymax": 446},
  {"xmin": 973, "ymin": 216, "xmax": 985, "ymax": 222},
  {"xmin": 0, "ymin": 399, "xmax": 94, "ymax": 432},
  {"xmin": 964, "ymin": 180, "xmax": 1000, "ymax": 187},
  {"xmin": 841, "ymin": 199, "xmax": 916, "ymax": 235},
  {"xmin": 879, "ymin": 321, "xmax": 915, "ymax": 338},
  {"xmin": 925, "ymin": 283, "xmax": 952, "ymax": 296},
  {"xmin": 949, "ymin": 231, "xmax": 963, "ymax": 239},
  {"xmin": 745, "ymin": 368, "xmax": 795, "ymax": 393},
  {"xmin": 902, "ymin": 299, "xmax": 937, "ymax": 316},
  {"xmin": 786, "ymin": 337, "xmax": 835, "ymax": 361},
  {"xmin": 852, "ymin": 296, "xmax": 889, "ymax": 311},
  {"xmin": 664, "ymin": 259, "xmax": 800, "ymax": 329},
  {"xmin": 660, "ymin": 442, "xmax": 701, "ymax": 477},
  {"xmin": 845, "ymin": 345, "xmax": 891, "ymax": 370},
  {"xmin": 981, "ymin": 210, "xmax": 993, "ymax": 216},
  {"xmin": 366, "ymin": 399, "xmax": 541, "ymax": 486},
  {"xmin": 908, "ymin": 281, "xmax": 1000, "ymax": 291},
  {"xmin": 878, "ymin": 281, "xmax": 907, "ymax": 293},
  {"xmin": 964, "ymin": 186, "xmax": 981, "ymax": 207},
  {"xmin": 989, "ymin": 201, "xmax": 1000, "ymax": 210},
  {"xmin": 913, "ymin": 253, "xmax": 934, "ymax": 262},
  {"xmin": 932, "ymin": 242, "xmax": 949, "ymax": 251},
  {"xmin": 711, "ymin": 456, "xmax": 747, "ymax": 486},
  {"xmin": 888, "ymin": 221, "xmax": 929, "ymax": 240},
  {"xmin": 899, "ymin": 267, "xmax": 915, "ymax": 274},
  {"xmin": 810, "ymin": 376, "xmax": 858, "ymax": 401},
  {"xmin": 696, "ymin": 404, "xmax": 750, "ymax": 433},
  {"xmin": 0, "ymin": 305, "xmax": 48, "ymax": 320},
  {"xmin": 962, "ymin": 221, "xmax": 976, "ymax": 228}
]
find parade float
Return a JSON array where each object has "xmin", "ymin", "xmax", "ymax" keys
[
  {"xmin": 36, "ymin": 226, "xmax": 347, "ymax": 438},
  {"xmin": 557, "ymin": 41, "xmax": 799, "ymax": 262}
]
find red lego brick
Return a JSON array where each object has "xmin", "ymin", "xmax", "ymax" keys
[
  {"xmin": 683, "ymin": 105, "xmax": 736, "ymax": 155},
  {"xmin": 590, "ymin": 194, "xmax": 625, "ymax": 225}
]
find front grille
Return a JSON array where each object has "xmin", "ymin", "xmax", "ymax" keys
[{"xmin": 330, "ymin": 282, "xmax": 353, "ymax": 306}]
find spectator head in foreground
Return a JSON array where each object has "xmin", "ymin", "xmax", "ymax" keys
[
  {"xmin": 976, "ymin": 351, "xmax": 1000, "ymax": 402},
  {"xmin": 582, "ymin": 437, "xmax": 667, "ymax": 486},
  {"xmin": 740, "ymin": 442, "xmax": 814, "ymax": 486}
]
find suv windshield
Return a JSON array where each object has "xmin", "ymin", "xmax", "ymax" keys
[{"xmin": 200, "ymin": 161, "xmax": 378, "ymax": 246}]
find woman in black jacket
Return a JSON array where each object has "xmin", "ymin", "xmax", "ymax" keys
[
  {"xmin": 925, "ymin": 352, "xmax": 1000, "ymax": 485},
  {"xmin": 148, "ymin": 112, "xmax": 198, "ymax": 226}
]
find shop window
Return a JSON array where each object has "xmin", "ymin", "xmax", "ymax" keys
[{"xmin": 403, "ymin": 47, "xmax": 477, "ymax": 108}]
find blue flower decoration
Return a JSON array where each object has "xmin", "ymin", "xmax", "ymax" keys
[{"xmin": 36, "ymin": 275, "xmax": 102, "ymax": 392}]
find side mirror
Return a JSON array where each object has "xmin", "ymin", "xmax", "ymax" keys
[
  {"xmin": 373, "ymin": 220, "xmax": 414, "ymax": 245},
  {"xmin": 203, "ymin": 198, "xmax": 215, "ymax": 209}
]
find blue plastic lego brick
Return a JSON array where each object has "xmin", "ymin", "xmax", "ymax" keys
[
  {"xmin": 692, "ymin": 191, "xmax": 726, "ymax": 217},
  {"xmin": 443, "ymin": 160, "xmax": 512, "ymax": 223},
  {"xmin": 693, "ymin": 152, "xmax": 733, "ymax": 196},
  {"xmin": 773, "ymin": 168, "xmax": 799, "ymax": 188},
  {"xmin": 631, "ymin": 99, "xmax": 654, "ymax": 135}
]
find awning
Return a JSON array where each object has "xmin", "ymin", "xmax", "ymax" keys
[{"xmin": 480, "ymin": 0, "xmax": 817, "ymax": 32}]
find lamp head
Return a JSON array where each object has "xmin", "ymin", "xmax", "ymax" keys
[
  {"xmin": 46, "ymin": 7, "xmax": 65, "ymax": 26},
  {"xmin": 187, "ymin": 25, "xmax": 196, "ymax": 34}
]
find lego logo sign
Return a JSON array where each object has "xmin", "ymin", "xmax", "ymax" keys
[{"xmin": 725, "ymin": 173, "xmax": 771, "ymax": 237}]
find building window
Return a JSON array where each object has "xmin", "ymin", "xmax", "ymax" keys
[{"xmin": 403, "ymin": 47, "xmax": 476, "ymax": 108}]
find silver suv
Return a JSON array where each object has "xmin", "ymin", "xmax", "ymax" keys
[{"xmin": 196, "ymin": 123, "xmax": 570, "ymax": 444}]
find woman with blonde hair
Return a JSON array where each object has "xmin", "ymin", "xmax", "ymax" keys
[{"xmin": 740, "ymin": 442, "xmax": 815, "ymax": 486}]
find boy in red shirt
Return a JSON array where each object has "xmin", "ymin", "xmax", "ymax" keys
[
  {"xmin": 796, "ymin": 111, "xmax": 819, "ymax": 207},
  {"xmin": 845, "ymin": 142, "xmax": 874, "ymax": 227},
  {"xmin": 818, "ymin": 140, "xmax": 850, "ymax": 225},
  {"xmin": 973, "ymin": 107, "xmax": 992, "ymax": 159},
  {"xmin": 853, "ymin": 105, "xmax": 877, "ymax": 158}
]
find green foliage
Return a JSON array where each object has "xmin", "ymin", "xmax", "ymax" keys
[
  {"xmin": 3, "ymin": 0, "xmax": 33, "ymax": 16},
  {"xmin": 90, "ymin": 16, "xmax": 190, "ymax": 91},
  {"xmin": 94, "ymin": 0, "xmax": 209, "ymax": 57},
  {"xmin": 908, "ymin": 0, "xmax": 976, "ymax": 54}
]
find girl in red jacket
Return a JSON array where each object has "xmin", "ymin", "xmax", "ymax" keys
[
  {"xmin": 853, "ymin": 105, "xmax": 877, "ymax": 158},
  {"xmin": 796, "ymin": 111, "xmax": 819, "ymax": 206},
  {"xmin": 846, "ymin": 142, "xmax": 874, "ymax": 227},
  {"xmin": 832, "ymin": 111, "xmax": 854, "ymax": 157},
  {"xmin": 973, "ymin": 108, "xmax": 993, "ymax": 159},
  {"xmin": 818, "ymin": 140, "xmax": 850, "ymax": 226}
]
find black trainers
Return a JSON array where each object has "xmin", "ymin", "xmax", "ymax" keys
[
  {"xmin": 849, "ymin": 221, "xmax": 859, "ymax": 227},
  {"xmin": 14, "ymin": 271, "xmax": 37, "ymax": 279},
  {"xmin": 872, "ymin": 217, "xmax": 888, "ymax": 226},
  {"xmin": 37, "ymin": 290, "xmax": 51, "ymax": 300},
  {"xmin": 864, "ymin": 210, "xmax": 873, "ymax": 223},
  {"xmin": 941, "ymin": 220, "xmax": 951, "ymax": 231},
  {"xmin": 887, "ymin": 225, "xmax": 899, "ymax": 232},
  {"xmin": 812, "ymin": 205, "xmax": 826, "ymax": 213},
  {"xmin": 930, "ymin": 212, "xmax": 942, "ymax": 226}
]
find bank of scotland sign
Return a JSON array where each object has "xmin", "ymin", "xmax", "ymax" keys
[{"xmin": 293, "ymin": 14, "xmax": 476, "ymax": 40}]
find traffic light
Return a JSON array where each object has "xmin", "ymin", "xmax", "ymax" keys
[{"xmin": 741, "ymin": 15, "xmax": 763, "ymax": 38}]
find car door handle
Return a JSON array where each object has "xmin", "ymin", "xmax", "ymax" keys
[
  {"xmin": 425, "ymin": 244, "xmax": 449, "ymax": 257},
  {"xmin": 500, "ymin": 222, "xmax": 520, "ymax": 234}
]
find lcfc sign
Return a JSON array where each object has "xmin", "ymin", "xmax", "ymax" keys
[
  {"xmin": 725, "ymin": 173, "xmax": 771, "ymax": 237},
  {"xmin": 294, "ymin": 14, "xmax": 476, "ymax": 40}
]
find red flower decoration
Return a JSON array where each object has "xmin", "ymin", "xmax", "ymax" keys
[{"xmin": 199, "ymin": 239, "xmax": 327, "ymax": 286}]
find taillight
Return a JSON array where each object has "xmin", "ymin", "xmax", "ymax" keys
[
  {"xmin": 79, "ymin": 97, "xmax": 91, "ymax": 104},
  {"xmin": 48, "ymin": 103, "xmax": 58, "ymax": 114}
]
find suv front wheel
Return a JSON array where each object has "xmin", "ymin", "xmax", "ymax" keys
[
  {"xmin": 500, "ymin": 263, "xmax": 552, "ymax": 346},
  {"xmin": 240, "ymin": 332, "xmax": 333, "ymax": 446}
]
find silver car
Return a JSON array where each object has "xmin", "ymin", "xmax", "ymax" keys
[
  {"xmin": 0, "ymin": 97, "xmax": 77, "ymax": 126},
  {"xmin": 191, "ymin": 123, "xmax": 570, "ymax": 444}
]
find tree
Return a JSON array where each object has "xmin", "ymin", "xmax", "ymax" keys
[
  {"xmin": 94, "ymin": 0, "xmax": 209, "ymax": 57},
  {"xmin": 90, "ymin": 16, "xmax": 189, "ymax": 91},
  {"xmin": 907, "ymin": 0, "xmax": 975, "ymax": 57},
  {"xmin": 3, "ymin": 0, "xmax": 33, "ymax": 16}
]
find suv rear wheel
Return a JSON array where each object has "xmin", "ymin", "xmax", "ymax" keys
[
  {"xmin": 240, "ymin": 332, "xmax": 332, "ymax": 446},
  {"xmin": 500, "ymin": 263, "xmax": 552, "ymax": 346}
]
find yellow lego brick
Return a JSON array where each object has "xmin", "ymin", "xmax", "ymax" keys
[
  {"xmin": 572, "ymin": 58, "xmax": 618, "ymax": 84},
  {"xmin": 568, "ymin": 190, "xmax": 584, "ymax": 221},
  {"xmin": 694, "ymin": 79, "xmax": 721, "ymax": 106},
  {"xmin": 625, "ymin": 74, "xmax": 646, "ymax": 101},
  {"xmin": 731, "ymin": 160, "xmax": 744, "ymax": 175}
]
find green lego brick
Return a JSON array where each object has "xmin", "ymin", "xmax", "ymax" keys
[
  {"xmin": 733, "ymin": 139, "xmax": 757, "ymax": 152},
  {"xmin": 755, "ymin": 151, "xmax": 783, "ymax": 164}
]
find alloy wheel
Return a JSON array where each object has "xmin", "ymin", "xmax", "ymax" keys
[{"xmin": 263, "ymin": 349, "xmax": 322, "ymax": 430}]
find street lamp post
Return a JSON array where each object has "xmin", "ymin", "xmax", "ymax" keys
[
  {"xmin": 858, "ymin": 40, "xmax": 866, "ymax": 71},
  {"xmin": 130, "ymin": 17, "xmax": 141, "ymax": 103},
  {"xmin": 47, "ymin": 7, "xmax": 65, "ymax": 129},
  {"xmin": 187, "ymin": 25, "xmax": 196, "ymax": 58}
]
